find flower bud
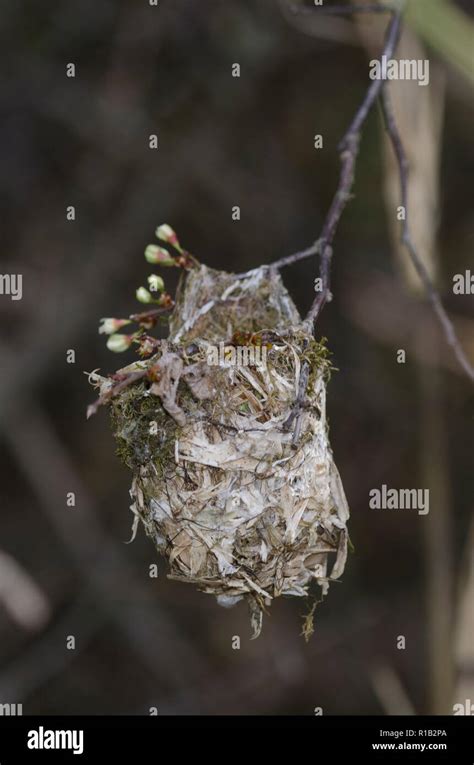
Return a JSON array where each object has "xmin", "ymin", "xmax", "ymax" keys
[
  {"xmin": 147, "ymin": 274, "xmax": 165, "ymax": 293},
  {"xmin": 155, "ymin": 224, "xmax": 182, "ymax": 251},
  {"xmin": 106, "ymin": 334, "xmax": 133, "ymax": 353},
  {"xmin": 144, "ymin": 244, "xmax": 176, "ymax": 267},
  {"xmin": 98, "ymin": 318, "xmax": 131, "ymax": 335},
  {"xmin": 136, "ymin": 286, "xmax": 153, "ymax": 304}
]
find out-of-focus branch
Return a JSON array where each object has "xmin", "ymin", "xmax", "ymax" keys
[
  {"xmin": 405, "ymin": 0, "xmax": 474, "ymax": 89},
  {"xmin": 454, "ymin": 515, "xmax": 474, "ymax": 709},
  {"xmin": 2, "ymin": 398, "xmax": 209, "ymax": 690},
  {"xmin": 288, "ymin": 2, "xmax": 393, "ymax": 15},
  {"xmin": 0, "ymin": 589, "xmax": 104, "ymax": 701},
  {"xmin": 0, "ymin": 551, "xmax": 50, "ymax": 632},
  {"xmin": 380, "ymin": 87, "xmax": 474, "ymax": 381},
  {"xmin": 371, "ymin": 664, "xmax": 416, "ymax": 715},
  {"xmin": 342, "ymin": 271, "xmax": 474, "ymax": 376}
]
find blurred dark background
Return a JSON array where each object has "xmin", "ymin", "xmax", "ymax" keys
[{"xmin": 0, "ymin": 0, "xmax": 473, "ymax": 715}]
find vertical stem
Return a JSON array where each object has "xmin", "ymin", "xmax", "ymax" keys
[{"xmin": 417, "ymin": 333, "xmax": 454, "ymax": 713}]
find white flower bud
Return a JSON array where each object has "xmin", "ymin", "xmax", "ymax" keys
[
  {"xmin": 147, "ymin": 274, "xmax": 165, "ymax": 292},
  {"xmin": 155, "ymin": 224, "xmax": 182, "ymax": 251},
  {"xmin": 98, "ymin": 318, "xmax": 131, "ymax": 335},
  {"xmin": 136, "ymin": 287, "xmax": 153, "ymax": 303},
  {"xmin": 106, "ymin": 334, "xmax": 132, "ymax": 353}
]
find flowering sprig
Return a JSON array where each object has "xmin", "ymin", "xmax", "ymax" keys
[
  {"xmin": 105, "ymin": 325, "xmax": 164, "ymax": 357},
  {"xmin": 98, "ymin": 224, "xmax": 196, "ymax": 359},
  {"xmin": 145, "ymin": 224, "xmax": 196, "ymax": 269}
]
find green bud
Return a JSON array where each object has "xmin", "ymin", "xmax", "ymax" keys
[
  {"xmin": 144, "ymin": 244, "xmax": 176, "ymax": 267},
  {"xmin": 147, "ymin": 274, "xmax": 165, "ymax": 293},
  {"xmin": 136, "ymin": 286, "xmax": 153, "ymax": 303}
]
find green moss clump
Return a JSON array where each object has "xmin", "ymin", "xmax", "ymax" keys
[
  {"xmin": 303, "ymin": 336, "xmax": 333, "ymax": 396},
  {"xmin": 109, "ymin": 382, "xmax": 177, "ymax": 472}
]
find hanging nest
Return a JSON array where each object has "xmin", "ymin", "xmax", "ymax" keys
[{"xmin": 90, "ymin": 261, "xmax": 349, "ymax": 638}]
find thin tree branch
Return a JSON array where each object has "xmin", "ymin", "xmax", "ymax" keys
[
  {"xmin": 86, "ymin": 369, "xmax": 148, "ymax": 419},
  {"xmin": 304, "ymin": 9, "xmax": 403, "ymax": 330},
  {"xmin": 380, "ymin": 86, "xmax": 474, "ymax": 381},
  {"xmin": 129, "ymin": 305, "xmax": 174, "ymax": 324},
  {"xmin": 252, "ymin": 10, "xmax": 402, "ymax": 280},
  {"xmin": 281, "ymin": 9, "xmax": 403, "ymax": 436},
  {"xmin": 270, "ymin": 242, "xmax": 321, "ymax": 270}
]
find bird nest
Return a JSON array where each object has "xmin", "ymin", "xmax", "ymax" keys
[{"xmin": 91, "ymin": 262, "xmax": 349, "ymax": 638}]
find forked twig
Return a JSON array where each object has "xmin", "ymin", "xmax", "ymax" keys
[{"xmin": 274, "ymin": 2, "xmax": 473, "ymax": 409}]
